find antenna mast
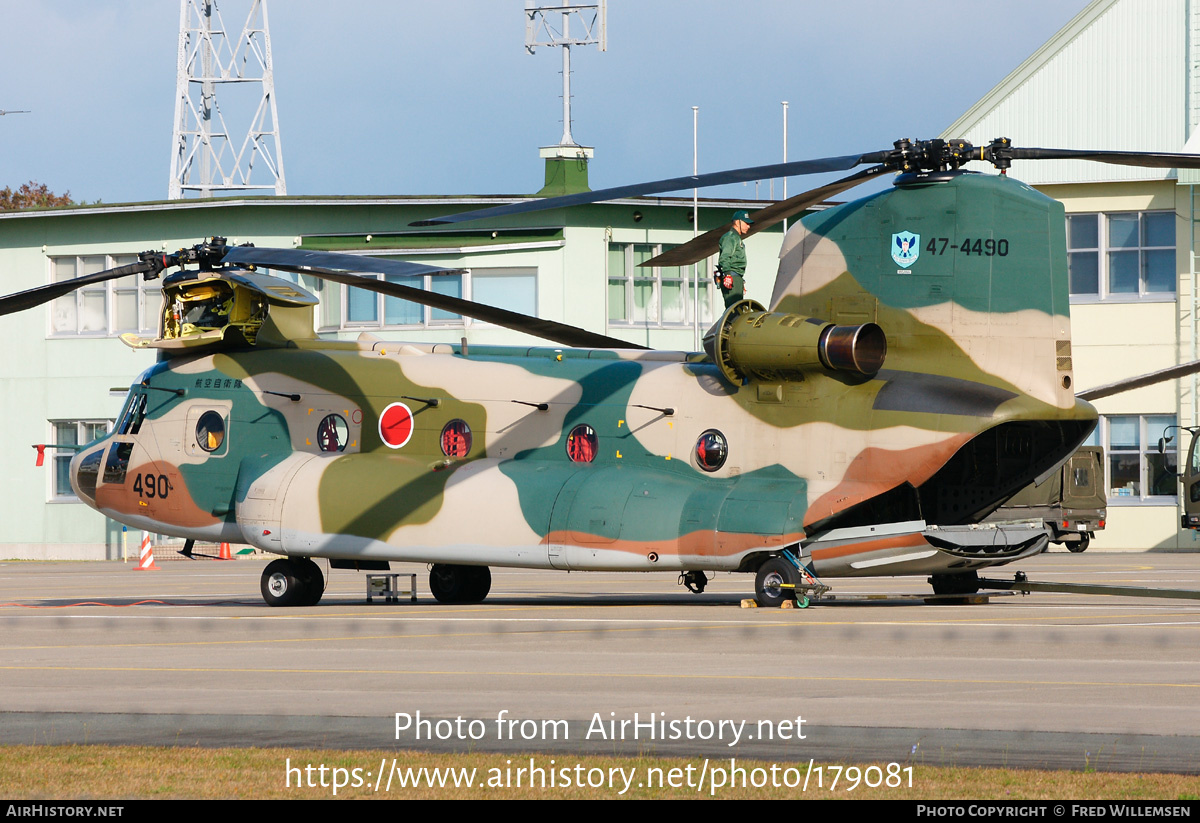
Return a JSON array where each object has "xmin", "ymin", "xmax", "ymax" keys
[
  {"xmin": 169, "ymin": 0, "xmax": 287, "ymax": 199},
  {"xmin": 525, "ymin": 1, "xmax": 606, "ymax": 161}
]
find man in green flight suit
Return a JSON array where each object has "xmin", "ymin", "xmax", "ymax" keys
[{"xmin": 717, "ymin": 209, "xmax": 753, "ymax": 308}]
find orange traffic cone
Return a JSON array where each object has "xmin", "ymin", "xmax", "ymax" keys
[
  {"xmin": 134, "ymin": 532, "xmax": 160, "ymax": 571},
  {"xmin": 218, "ymin": 542, "xmax": 233, "ymax": 560}
]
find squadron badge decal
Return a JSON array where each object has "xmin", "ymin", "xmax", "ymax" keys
[{"xmin": 892, "ymin": 231, "xmax": 920, "ymax": 268}]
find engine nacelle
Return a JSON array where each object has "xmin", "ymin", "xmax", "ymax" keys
[{"xmin": 702, "ymin": 299, "xmax": 887, "ymax": 385}]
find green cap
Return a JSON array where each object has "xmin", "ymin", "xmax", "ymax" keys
[{"xmin": 732, "ymin": 210, "xmax": 754, "ymax": 224}]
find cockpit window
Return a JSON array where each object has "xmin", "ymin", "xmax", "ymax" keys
[
  {"xmin": 196, "ymin": 410, "xmax": 226, "ymax": 453},
  {"xmin": 116, "ymin": 392, "xmax": 148, "ymax": 436}
]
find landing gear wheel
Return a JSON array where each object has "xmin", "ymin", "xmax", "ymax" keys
[
  {"xmin": 755, "ymin": 557, "xmax": 798, "ymax": 608},
  {"xmin": 929, "ymin": 570, "xmax": 981, "ymax": 596},
  {"xmin": 464, "ymin": 566, "xmax": 491, "ymax": 602},
  {"xmin": 295, "ymin": 558, "xmax": 324, "ymax": 606},
  {"xmin": 1068, "ymin": 534, "xmax": 1090, "ymax": 553},
  {"xmin": 429, "ymin": 564, "xmax": 491, "ymax": 604},
  {"xmin": 261, "ymin": 558, "xmax": 305, "ymax": 607}
]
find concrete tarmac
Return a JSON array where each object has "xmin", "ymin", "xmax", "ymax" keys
[{"xmin": 1, "ymin": 551, "xmax": 1199, "ymax": 773}]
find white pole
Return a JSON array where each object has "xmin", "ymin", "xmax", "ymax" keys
[
  {"xmin": 560, "ymin": 6, "xmax": 573, "ymax": 145},
  {"xmin": 782, "ymin": 101, "xmax": 789, "ymax": 233},
  {"xmin": 693, "ymin": 105, "xmax": 700, "ymax": 352}
]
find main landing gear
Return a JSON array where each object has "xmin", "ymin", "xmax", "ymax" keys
[
  {"xmin": 260, "ymin": 557, "xmax": 324, "ymax": 607},
  {"xmin": 928, "ymin": 570, "xmax": 981, "ymax": 596},
  {"xmin": 428, "ymin": 564, "xmax": 491, "ymax": 604},
  {"xmin": 754, "ymin": 552, "xmax": 829, "ymax": 608}
]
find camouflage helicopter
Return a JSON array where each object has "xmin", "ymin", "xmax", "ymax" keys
[{"xmin": 6, "ymin": 137, "xmax": 1200, "ymax": 609}]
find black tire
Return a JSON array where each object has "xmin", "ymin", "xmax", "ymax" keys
[
  {"xmin": 929, "ymin": 571, "xmax": 981, "ymax": 596},
  {"xmin": 464, "ymin": 566, "xmax": 491, "ymax": 603},
  {"xmin": 261, "ymin": 558, "xmax": 304, "ymax": 607},
  {"xmin": 755, "ymin": 557, "xmax": 797, "ymax": 608},
  {"xmin": 296, "ymin": 558, "xmax": 324, "ymax": 606},
  {"xmin": 1068, "ymin": 534, "xmax": 1090, "ymax": 553},
  {"xmin": 429, "ymin": 564, "xmax": 491, "ymax": 604}
]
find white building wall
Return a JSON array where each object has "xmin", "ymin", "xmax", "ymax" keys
[{"xmin": 945, "ymin": 0, "xmax": 1187, "ymax": 185}]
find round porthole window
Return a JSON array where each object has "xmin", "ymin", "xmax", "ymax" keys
[
  {"xmin": 196, "ymin": 410, "xmax": 225, "ymax": 453},
  {"xmin": 317, "ymin": 414, "xmax": 348, "ymax": 452},
  {"xmin": 695, "ymin": 429, "xmax": 727, "ymax": 472},
  {"xmin": 440, "ymin": 419, "xmax": 472, "ymax": 458},
  {"xmin": 566, "ymin": 424, "xmax": 598, "ymax": 463}
]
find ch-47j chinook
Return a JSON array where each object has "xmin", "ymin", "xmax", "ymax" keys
[{"xmin": 7, "ymin": 137, "xmax": 1200, "ymax": 609}]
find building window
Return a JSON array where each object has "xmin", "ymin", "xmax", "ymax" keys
[
  {"xmin": 607, "ymin": 243, "xmax": 716, "ymax": 327},
  {"xmin": 1091, "ymin": 414, "xmax": 1177, "ymax": 502},
  {"xmin": 50, "ymin": 420, "xmax": 111, "ymax": 499},
  {"xmin": 311, "ymin": 265, "xmax": 536, "ymax": 331},
  {"xmin": 49, "ymin": 255, "xmax": 160, "ymax": 337},
  {"xmin": 1067, "ymin": 212, "xmax": 1176, "ymax": 300}
]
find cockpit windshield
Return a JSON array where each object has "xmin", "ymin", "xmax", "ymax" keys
[{"xmin": 116, "ymin": 391, "xmax": 148, "ymax": 436}]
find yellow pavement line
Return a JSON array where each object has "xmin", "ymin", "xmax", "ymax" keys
[{"xmin": 0, "ymin": 664, "xmax": 1198, "ymax": 691}]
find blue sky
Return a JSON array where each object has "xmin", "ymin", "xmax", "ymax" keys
[{"xmin": 0, "ymin": 1, "xmax": 1090, "ymax": 204}]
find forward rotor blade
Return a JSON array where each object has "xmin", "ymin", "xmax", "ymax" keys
[
  {"xmin": 0, "ymin": 259, "xmax": 160, "ymax": 317},
  {"xmin": 221, "ymin": 246, "xmax": 467, "ymax": 280},
  {"xmin": 1076, "ymin": 360, "xmax": 1200, "ymax": 401},
  {"xmin": 411, "ymin": 151, "xmax": 889, "ymax": 227},
  {"xmin": 642, "ymin": 166, "xmax": 888, "ymax": 269},
  {"xmin": 1011, "ymin": 148, "xmax": 1200, "ymax": 169},
  {"xmin": 225, "ymin": 246, "xmax": 647, "ymax": 350}
]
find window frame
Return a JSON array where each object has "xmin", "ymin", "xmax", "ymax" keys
[
  {"xmin": 48, "ymin": 419, "xmax": 112, "ymax": 502},
  {"xmin": 1088, "ymin": 414, "xmax": 1178, "ymax": 505},
  {"xmin": 1066, "ymin": 210, "xmax": 1177, "ymax": 303},
  {"xmin": 606, "ymin": 242, "xmax": 717, "ymax": 329},
  {"xmin": 318, "ymin": 266, "xmax": 537, "ymax": 331},
  {"xmin": 48, "ymin": 254, "xmax": 160, "ymax": 338}
]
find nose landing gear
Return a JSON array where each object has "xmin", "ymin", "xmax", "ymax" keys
[{"xmin": 260, "ymin": 557, "xmax": 324, "ymax": 607}]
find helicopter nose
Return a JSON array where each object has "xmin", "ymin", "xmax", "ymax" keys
[{"xmin": 70, "ymin": 445, "xmax": 105, "ymax": 506}]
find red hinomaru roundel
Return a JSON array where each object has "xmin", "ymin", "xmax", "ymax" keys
[{"xmin": 378, "ymin": 402, "xmax": 414, "ymax": 449}]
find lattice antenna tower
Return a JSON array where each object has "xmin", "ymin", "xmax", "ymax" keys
[
  {"xmin": 525, "ymin": 1, "xmax": 606, "ymax": 149},
  {"xmin": 169, "ymin": 0, "xmax": 286, "ymax": 198}
]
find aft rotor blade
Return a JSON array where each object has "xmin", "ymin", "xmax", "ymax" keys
[
  {"xmin": 1011, "ymin": 147, "xmax": 1200, "ymax": 169},
  {"xmin": 1076, "ymin": 359, "xmax": 1200, "ymax": 401},
  {"xmin": 0, "ymin": 259, "xmax": 160, "ymax": 317},
  {"xmin": 411, "ymin": 150, "xmax": 889, "ymax": 227},
  {"xmin": 226, "ymin": 246, "xmax": 647, "ymax": 350},
  {"xmin": 642, "ymin": 166, "xmax": 887, "ymax": 269}
]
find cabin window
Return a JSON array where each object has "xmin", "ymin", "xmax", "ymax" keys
[
  {"xmin": 440, "ymin": 419, "xmax": 472, "ymax": 458},
  {"xmin": 1093, "ymin": 414, "xmax": 1177, "ymax": 503},
  {"xmin": 48, "ymin": 254, "xmax": 159, "ymax": 337},
  {"xmin": 607, "ymin": 243, "xmax": 717, "ymax": 328},
  {"xmin": 695, "ymin": 429, "xmax": 728, "ymax": 472},
  {"xmin": 319, "ymin": 265, "xmax": 536, "ymax": 331},
  {"xmin": 196, "ymin": 411, "xmax": 226, "ymax": 453},
  {"xmin": 566, "ymin": 424, "xmax": 598, "ymax": 463},
  {"xmin": 48, "ymin": 420, "xmax": 111, "ymax": 500},
  {"xmin": 1067, "ymin": 212, "xmax": 1176, "ymax": 301},
  {"xmin": 317, "ymin": 414, "xmax": 349, "ymax": 452}
]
